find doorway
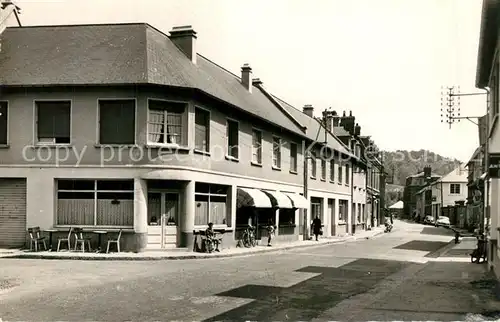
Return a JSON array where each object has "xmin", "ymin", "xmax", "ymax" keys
[{"xmin": 147, "ymin": 192, "xmax": 179, "ymax": 249}]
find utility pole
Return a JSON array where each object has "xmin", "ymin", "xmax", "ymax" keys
[{"xmin": 440, "ymin": 85, "xmax": 489, "ymax": 234}]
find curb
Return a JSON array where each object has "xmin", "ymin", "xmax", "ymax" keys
[{"xmin": 1, "ymin": 230, "xmax": 385, "ymax": 261}]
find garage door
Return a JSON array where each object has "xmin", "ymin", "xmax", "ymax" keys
[{"xmin": 0, "ymin": 178, "xmax": 27, "ymax": 248}]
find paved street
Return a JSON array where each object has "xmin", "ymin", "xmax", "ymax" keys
[{"xmin": 1, "ymin": 221, "xmax": 499, "ymax": 321}]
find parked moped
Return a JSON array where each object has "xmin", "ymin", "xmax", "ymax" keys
[{"xmin": 470, "ymin": 234, "xmax": 487, "ymax": 264}]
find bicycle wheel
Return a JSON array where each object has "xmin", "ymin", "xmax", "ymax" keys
[
  {"xmin": 251, "ymin": 237, "xmax": 257, "ymax": 247},
  {"xmin": 243, "ymin": 233, "xmax": 251, "ymax": 248}
]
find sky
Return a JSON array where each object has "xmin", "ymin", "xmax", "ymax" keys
[{"xmin": 7, "ymin": 0, "xmax": 486, "ymax": 162}]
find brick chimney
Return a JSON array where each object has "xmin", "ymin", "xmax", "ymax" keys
[
  {"xmin": 340, "ymin": 110, "xmax": 356, "ymax": 135},
  {"xmin": 303, "ymin": 104, "xmax": 314, "ymax": 117},
  {"xmin": 169, "ymin": 25, "xmax": 197, "ymax": 64},
  {"xmin": 423, "ymin": 166, "xmax": 432, "ymax": 178},
  {"xmin": 322, "ymin": 110, "xmax": 341, "ymax": 131},
  {"xmin": 354, "ymin": 123, "xmax": 361, "ymax": 136},
  {"xmin": 332, "ymin": 110, "xmax": 340, "ymax": 127},
  {"xmin": 241, "ymin": 64, "xmax": 252, "ymax": 93}
]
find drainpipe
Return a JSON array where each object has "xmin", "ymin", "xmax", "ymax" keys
[
  {"xmin": 440, "ymin": 180, "xmax": 444, "ymax": 219},
  {"xmin": 303, "ymin": 144, "xmax": 309, "ymax": 241},
  {"xmin": 351, "ymin": 159, "xmax": 355, "ymax": 235},
  {"xmin": 484, "ymin": 116, "xmax": 490, "ymax": 236},
  {"xmin": 477, "ymin": 86, "xmax": 490, "ymax": 236}
]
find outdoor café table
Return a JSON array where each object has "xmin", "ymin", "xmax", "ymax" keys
[
  {"xmin": 45, "ymin": 228, "xmax": 58, "ymax": 251},
  {"xmin": 93, "ymin": 230, "xmax": 107, "ymax": 253}
]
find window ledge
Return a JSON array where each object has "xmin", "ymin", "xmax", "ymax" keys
[
  {"xmin": 52, "ymin": 226, "xmax": 134, "ymax": 232},
  {"xmin": 30, "ymin": 144, "xmax": 73, "ymax": 149},
  {"xmin": 338, "ymin": 221, "xmax": 347, "ymax": 225},
  {"xmin": 320, "ymin": 178, "xmax": 326, "ymax": 182},
  {"xmin": 94, "ymin": 144, "xmax": 138, "ymax": 148},
  {"xmin": 194, "ymin": 225, "xmax": 230, "ymax": 230},
  {"xmin": 251, "ymin": 161, "xmax": 263, "ymax": 167},
  {"xmin": 310, "ymin": 176, "xmax": 317, "ymax": 180},
  {"xmin": 0, "ymin": 144, "xmax": 9, "ymax": 149},
  {"xmin": 272, "ymin": 165, "xmax": 282, "ymax": 171},
  {"xmin": 146, "ymin": 144, "xmax": 191, "ymax": 152},
  {"xmin": 225, "ymin": 155, "xmax": 239, "ymax": 162},
  {"xmin": 329, "ymin": 180, "xmax": 335, "ymax": 184},
  {"xmin": 194, "ymin": 149, "xmax": 210, "ymax": 156},
  {"xmin": 289, "ymin": 170, "xmax": 298, "ymax": 175}
]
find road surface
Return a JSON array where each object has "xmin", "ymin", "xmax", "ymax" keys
[{"xmin": 1, "ymin": 220, "xmax": 498, "ymax": 321}]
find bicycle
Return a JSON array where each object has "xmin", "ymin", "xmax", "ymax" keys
[{"xmin": 242, "ymin": 226, "xmax": 257, "ymax": 248}]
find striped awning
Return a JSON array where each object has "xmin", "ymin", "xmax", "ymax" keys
[
  {"xmin": 236, "ymin": 188, "xmax": 273, "ymax": 208},
  {"xmin": 263, "ymin": 190, "xmax": 294, "ymax": 208},
  {"xmin": 283, "ymin": 192, "xmax": 308, "ymax": 209}
]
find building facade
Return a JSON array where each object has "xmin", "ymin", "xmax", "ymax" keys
[
  {"xmin": 429, "ymin": 165, "xmax": 468, "ymax": 220},
  {"xmin": 0, "ymin": 23, "xmax": 370, "ymax": 251},
  {"xmin": 475, "ymin": 0, "xmax": 500, "ymax": 277},
  {"xmin": 403, "ymin": 166, "xmax": 440, "ymax": 219},
  {"xmin": 322, "ymin": 110, "xmax": 385, "ymax": 230}
]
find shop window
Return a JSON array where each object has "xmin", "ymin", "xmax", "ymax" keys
[
  {"xmin": 194, "ymin": 183, "xmax": 228, "ymax": 226},
  {"xmin": 56, "ymin": 179, "xmax": 134, "ymax": 226}
]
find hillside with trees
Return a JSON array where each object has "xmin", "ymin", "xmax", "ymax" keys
[{"xmin": 381, "ymin": 149, "xmax": 462, "ymax": 207}]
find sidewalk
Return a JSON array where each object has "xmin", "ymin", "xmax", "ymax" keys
[
  {"xmin": 429, "ymin": 237, "xmax": 477, "ymax": 263},
  {"xmin": 0, "ymin": 227, "xmax": 385, "ymax": 261}
]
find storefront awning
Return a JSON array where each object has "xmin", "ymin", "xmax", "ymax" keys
[
  {"xmin": 262, "ymin": 190, "xmax": 294, "ymax": 208},
  {"xmin": 283, "ymin": 192, "xmax": 308, "ymax": 209},
  {"xmin": 236, "ymin": 188, "xmax": 273, "ymax": 208}
]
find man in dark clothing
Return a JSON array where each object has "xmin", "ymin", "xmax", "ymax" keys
[{"xmin": 312, "ymin": 216, "xmax": 322, "ymax": 241}]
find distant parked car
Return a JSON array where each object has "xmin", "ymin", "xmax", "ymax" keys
[
  {"xmin": 435, "ymin": 216, "xmax": 450, "ymax": 228},
  {"xmin": 423, "ymin": 215, "xmax": 434, "ymax": 225}
]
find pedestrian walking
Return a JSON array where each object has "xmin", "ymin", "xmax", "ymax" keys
[
  {"xmin": 312, "ymin": 216, "xmax": 322, "ymax": 241},
  {"xmin": 267, "ymin": 220, "xmax": 276, "ymax": 246}
]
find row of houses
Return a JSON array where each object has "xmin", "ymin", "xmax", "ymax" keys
[
  {"xmin": 0, "ymin": 17, "xmax": 385, "ymax": 251},
  {"xmin": 402, "ymin": 165, "xmax": 468, "ymax": 225}
]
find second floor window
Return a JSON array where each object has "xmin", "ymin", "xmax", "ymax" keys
[
  {"xmin": 194, "ymin": 107, "xmax": 210, "ymax": 152},
  {"xmin": 321, "ymin": 158, "xmax": 326, "ymax": 180},
  {"xmin": 36, "ymin": 100, "xmax": 71, "ymax": 144},
  {"xmin": 272, "ymin": 136, "xmax": 281, "ymax": 168},
  {"xmin": 226, "ymin": 119, "xmax": 239, "ymax": 159},
  {"xmin": 345, "ymin": 164, "xmax": 350, "ymax": 185},
  {"xmin": 330, "ymin": 159, "xmax": 335, "ymax": 182},
  {"xmin": 148, "ymin": 100, "xmax": 185, "ymax": 145},
  {"xmin": 338, "ymin": 163, "xmax": 343, "ymax": 183},
  {"xmin": 252, "ymin": 129, "xmax": 262, "ymax": 164},
  {"xmin": 450, "ymin": 183, "xmax": 461, "ymax": 194},
  {"xmin": 290, "ymin": 142, "xmax": 298, "ymax": 172},
  {"xmin": 310, "ymin": 155, "xmax": 317, "ymax": 178},
  {"xmin": 0, "ymin": 102, "xmax": 7, "ymax": 145},
  {"xmin": 99, "ymin": 99, "xmax": 135, "ymax": 145}
]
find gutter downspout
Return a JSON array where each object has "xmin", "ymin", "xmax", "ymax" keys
[
  {"xmin": 484, "ymin": 110, "xmax": 490, "ymax": 236},
  {"xmin": 351, "ymin": 160, "xmax": 354, "ymax": 235},
  {"xmin": 440, "ymin": 180, "xmax": 444, "ymax": 220},
  {"xmin": 303, "ymin": 143, "xmax": 309, "ymax": 241}
]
